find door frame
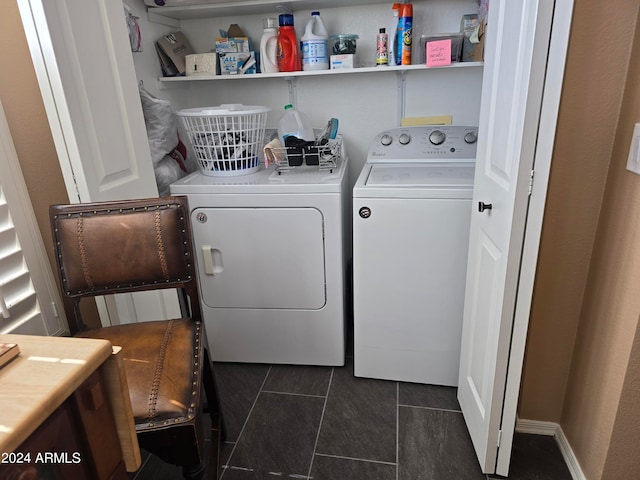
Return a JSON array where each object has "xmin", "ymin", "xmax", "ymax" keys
[
  {"xmin": 495, "ymin": 0, "xmax": 574, "ymax": 474},
  {"xmin": 17, "ymin": 0, "xmax": 575, "ymax": 473}
]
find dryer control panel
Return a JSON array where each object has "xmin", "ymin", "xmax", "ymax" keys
[{"xmin": 367, "ymin": 126, "xmax": 478, "ymax": 163}]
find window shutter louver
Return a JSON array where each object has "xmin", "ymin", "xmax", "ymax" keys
[
  {"xmin": 0, "ymin": 99, "xmax": 66, "ymax": 336},
  {"xmin": 0, "ymin": 188, "xmax": 42, "ymax": 331}
]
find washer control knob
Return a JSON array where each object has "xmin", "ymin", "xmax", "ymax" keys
[
  {"xmin": 464, "ymin": 131, "xmax": 478, "ymax": 144},
  {"xmin": 380, "ymin": 134, "xmax": 393, "ymax": 146},
  {"xmin": 398, "ymin": 133, "xmax": 411, "ymax": 145},
  {"xmin": 429, "ymin": 130, "xmax": 446, "ymax": 145}
]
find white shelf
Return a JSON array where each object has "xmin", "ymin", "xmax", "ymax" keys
[
  {"xmin": 158, "ymin": 62, "xmax": 483, "ymax": 86},
  {"xmin": 146, "ymin": 0, "xmax": 394, "ymax": 23}
]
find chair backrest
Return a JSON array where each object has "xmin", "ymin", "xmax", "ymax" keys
[{"xmin": 50, "ymin": 196, "xmax": 201, "ymax": 334}]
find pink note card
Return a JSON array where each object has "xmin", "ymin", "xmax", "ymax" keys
[{"xmin": 426, "ymin": 39, "xmax": 452, "ymax": 67}]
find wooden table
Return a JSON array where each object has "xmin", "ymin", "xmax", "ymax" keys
[{"xmin": 0, "ymin": 334, "xmax": 140, "ymax": 479}]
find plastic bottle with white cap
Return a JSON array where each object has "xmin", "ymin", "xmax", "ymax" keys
[
  {"xmin": 277, "ymin": 104, "xmax": 315, "ymax": 143},
  {"xmin": 260, "ymin": 17, "xmax": 279, "ymax": 73},
  {"xmin": 301, "ymin": 11, "xmax": 329, "ymax": 71},
  {"xmin": 389, "ymin": 3, "xmax": 401, "ymax": 66}
]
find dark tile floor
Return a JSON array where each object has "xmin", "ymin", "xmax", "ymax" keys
[{"xmin": 131, "ymin": 359, "xmax": 573, "ymax": 480}]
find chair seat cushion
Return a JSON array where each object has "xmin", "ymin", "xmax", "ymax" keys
[{"xmin": 77, "ymin": 318, "xmax": 202, "ymax": 432}]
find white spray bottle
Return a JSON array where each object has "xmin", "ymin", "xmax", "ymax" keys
[{"xmin": 389, "ymin": 3, "xmax": 401, "ymax": 66}]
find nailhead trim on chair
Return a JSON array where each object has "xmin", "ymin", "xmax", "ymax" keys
[
  {"xmin": 53, "ymin": 202, "xmax": 193, "ymax": 296},
  {"xmin": 147, "ymin": 319, "xmax": 175, "ymax": 422},
  {"xmin": 139, "ymin": 321, "xmax": 201, "ymax": 430},
  {"xmin": 76, "ymin": 216, "xmax": 94, "ymax": 289},
  {"xmin": 154, "ymin": 209, "xmax": 170, "ymax": 280}
]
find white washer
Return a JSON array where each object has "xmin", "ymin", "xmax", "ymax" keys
[
  {"xmin": 170, "ymin": 156, "xmax": 348, "ymax": 366},
  {"xmin": 353, "ymin": 126, "xmax": 477, "ymax": 386}
]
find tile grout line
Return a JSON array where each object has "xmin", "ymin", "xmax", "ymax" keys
[
  {"xmin": 219, "ymin": 365, "xmax": 272, "ymax": 479},
  {"xmin": 397, "ymin": 403, "xmax": 462, "ymax": 414},
  {"xmin": 261, "ymin": 389, "xmax": 327, "ymax": 399},
  {"xmin": 314, "ymin": 452, "xmax": 397, "ymax": 466},
  {"xmin": 306, "ymin": 366, "xmax": 335, "ymax": 480}
]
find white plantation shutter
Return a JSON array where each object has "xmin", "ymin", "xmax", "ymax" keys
[
  {"xmin": 0, "ymin": 100, "xmax": 66, "ymax": 336},
  {"xmin": 0, "ymin": 189, "xmax": 41, "ymax": 329}
]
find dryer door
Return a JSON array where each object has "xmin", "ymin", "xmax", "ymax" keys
[{"xmin": 191, "ymin": 207, "xmax": 326, "ymax": 310}]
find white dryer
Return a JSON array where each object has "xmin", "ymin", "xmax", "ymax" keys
[
  {"xmin": 170, "ymin": 156, "xmax": 349, "ymax": 366},
  {"xmin": 353, "ymin": 126, "xmax": 477, "ymax": 386}
]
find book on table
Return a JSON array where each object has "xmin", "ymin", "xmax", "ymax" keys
[{"xmin": 0, "ymin": 342, "xmax": 20, "ymax": 369}]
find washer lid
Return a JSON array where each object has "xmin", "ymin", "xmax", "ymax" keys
[{"xmin": 366, "ymin": 163, "xmax": 475, "ymax": 188}]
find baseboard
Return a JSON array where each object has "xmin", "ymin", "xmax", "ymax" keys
[
  {"xmin": 554, "ymin": 426, "xmax": 587, "ymax": 480},
  {"xmin": 515, "ymin": 418, "xmax": 586, "ymax": 480},
  {"xmin": 515, "ymin": 418, "xmax": 558, "ymax": 436}
]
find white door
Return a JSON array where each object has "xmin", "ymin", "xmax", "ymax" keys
[
  {"xmin": 458, "ymin": 0, "xmax": 558, "ymax": 474},
  {"xmin": 17, "ymin": 0, "xmax": 180, "ymax": 325},
  {"xmin": 0, "ymin": 100, "xmax": 66, "ymax": 336},
  {"xmin": 192, "ymin": 207, "xmax": 326, "ymax": 309}
]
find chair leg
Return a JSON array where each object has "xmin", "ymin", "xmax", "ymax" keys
[
  {"xmin": 202, "ymin": 343, "xmax": 226, "ymax": 441},
  {"xmin": 202, "ymin": 346, "xmax": 225, "ymax": 480},
  {"xmin": 208, "ymin": 432, "xmax": 222, "ymax": 480}
]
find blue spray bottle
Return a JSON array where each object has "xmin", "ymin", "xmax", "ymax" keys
[{"xmin": 399, "ymin": 2, "xmax": 413, "ymax": 65}]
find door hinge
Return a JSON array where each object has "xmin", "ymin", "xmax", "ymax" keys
[
  {"xmin": 497, "ymin": 429, "xmax": 503, "ymax": 447},
  {"xmin": 528, "ymin": 170, "xmax": 535, "ymax": 195},
  {"xmin": 51, "ymin": 301, "xmax": 59, "ymax": 318}
]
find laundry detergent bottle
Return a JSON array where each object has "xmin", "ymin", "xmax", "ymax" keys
[
  {"xmin": 260, "ymin": 17, "xmax": 279, "ymax": 73},
  {"xmin": 277, "ymin": 13, "xmax": 300, "ymax": 72},
  {"xmin": 301, "ymin": 11, "xmax": 329, "ymax": 71}
]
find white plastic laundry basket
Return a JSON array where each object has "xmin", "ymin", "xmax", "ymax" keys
[{"xmin": 176, "ymin": 104, "xmax": 269, "ymax": 177}]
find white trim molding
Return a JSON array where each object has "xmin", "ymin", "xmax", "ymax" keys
[
  {"xmin": 515, "ymin": 418, "xmax": 558, "ymax": 436},
  {"xmin": 516, "ymin": 418, "xmax": 587, "ymax": 480}
]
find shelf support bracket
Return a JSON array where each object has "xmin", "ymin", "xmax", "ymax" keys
[{"xmin": 396, "ymin": 70, "xmax": 407, "ymax": 126}]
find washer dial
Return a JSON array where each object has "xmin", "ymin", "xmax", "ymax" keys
[
  {"xmin": 464, "ymin": 131, "xmax": 478, "ymax": 144},
  {"xmin": 429, "ymin": 130, "xmax": 446, "ymax": 145}
]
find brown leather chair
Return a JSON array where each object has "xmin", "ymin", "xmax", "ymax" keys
[{"xmin": 50, "ymin": 196, "xmax": 223, "ymax": 480}]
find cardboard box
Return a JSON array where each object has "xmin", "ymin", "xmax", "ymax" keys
[
  {"xmin": 185, "ymin": 53, "xmax": 218, "ymax": 76},
  {"xmin": 330, "ymin": 54, "xmax": 355, "ymax": 69},
  {"xmin": 155, "ymin": 31, "xmax": 195, "ymax": 76},
  {"xmin": 226, "ymin": 24, "xmax": 246, "ymax": 38},
  {"xmin": 215, "ymin": 37, "xmax": 250, "ymax": 53},
  {"xmin": 218, "ymin": 51, "xmax": 257, "ymax": 75},
  {"xmin": 473, "ymin": 20, "xmax": 486, "ymax": 62}
]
